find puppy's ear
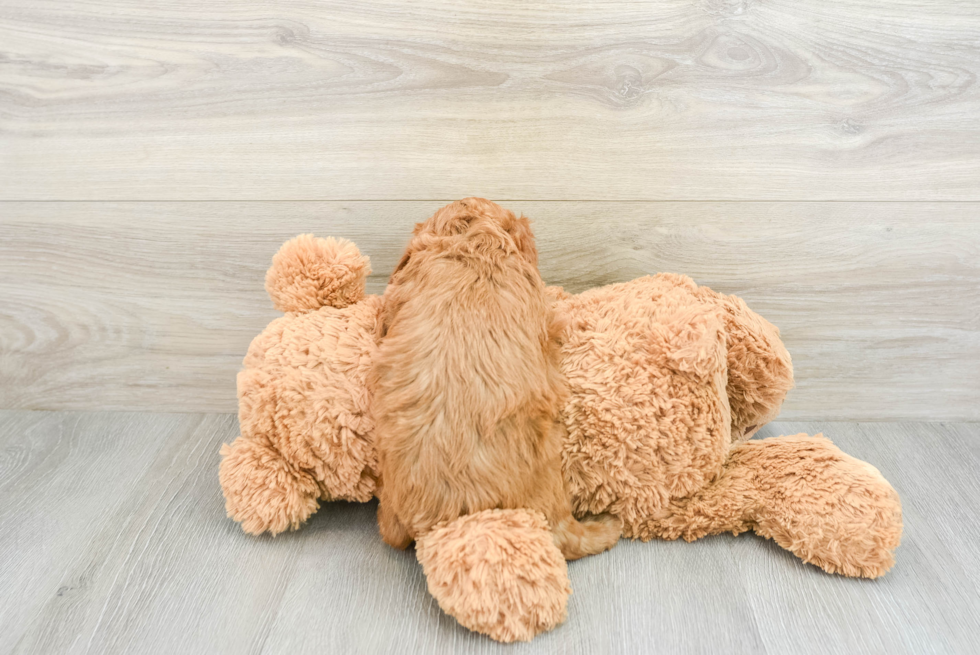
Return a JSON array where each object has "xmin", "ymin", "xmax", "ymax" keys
[
  {"xmin": 509, "ymin": 215, "xmax": 539, "ymax": 267},
  {"xmin": 444, "ymin": 213, "xmax": 473, "ymax": 236},
  {"xmin": 389, "ymin": 219, "xmax": 429, "ymax": 283},
  {"xmin": 378, "ymin": 280, "xmax": 407, "ymax": 339},
  {"xmin": 390, "ymin": 250, "xmax": 411, "ymax": 282}
]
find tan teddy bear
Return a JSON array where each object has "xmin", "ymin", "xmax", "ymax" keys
[{"xmin": 220, "ymin": 209, "xmax": 902, "ymax": 643}]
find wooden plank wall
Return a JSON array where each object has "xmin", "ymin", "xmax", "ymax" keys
[{"xmin": 1, "ymin": 1, "xmax": 978, "ymax": 419}]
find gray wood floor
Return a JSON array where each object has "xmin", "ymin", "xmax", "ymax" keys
[{"xmin": 1, "ymin": 411, "xmax": 977, "ymax": 654}]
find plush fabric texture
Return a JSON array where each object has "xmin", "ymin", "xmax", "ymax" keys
[
  {"xmin": 639, "ymin": 434, "xmax": 903, "ymax": 578},
  {"xmin": 550, "ymin": 275, "xmax": 733, "ymax": 535},
  {"xmin": 219, "ymin": 435, "xmax": 320, "ymax": 536},
  {"xmin": 265, "ymin": 234, "xmax": 371, "ymax": 313},
  {"xmin": 221, "ymin": 236, "xmax": 382, "ymax": 535},
  {"xmin": 550, "ymin": 273, "xmax": 797, "ymax": 539},
  {"xmin": 416, "ymin": 509, "xmax": 571, "ymax": 643},
  {"xmin": 690, "ymin": 285, "xmax": 794, "ymax": 441},
  {"xmin": 220, "ymin": 219, "xmax": 903, "ymax": 642}
]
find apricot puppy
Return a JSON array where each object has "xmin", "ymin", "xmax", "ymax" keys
[{"xmin": 371, "ymin": 198, "xmax": 621, "ymax": 560}]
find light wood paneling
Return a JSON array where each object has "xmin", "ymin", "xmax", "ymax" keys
[
  {"xmin": 1, "ymin": 411, "xmax": 979, "ymax": 653},
  {"xmin": 1, "ymin": 201, "xmax": 976, "ymax": 419},
  {"xmin": 1, "ymin": 0, "xmax": 979, "ymax": 200}
]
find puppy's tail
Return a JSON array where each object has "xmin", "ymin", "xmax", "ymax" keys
[{"xmin": 551, "ymin": 511, "xmax": 622, "ymax": 561}]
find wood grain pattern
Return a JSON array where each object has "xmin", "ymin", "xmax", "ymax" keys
[
  {"xmin": 1, "ymin": 0, "xmax": 979, "ymax": 200},
  {"xmin": 0, "ymin": 411, "xmax": 201, "ymax": 652},
  {"xmin": 1, "ymin": 411, "xmax": 978, "ymax": 654},
  {"xmin": 1, "ymin": 201, "xmax": 977, "ymax": 419},
  {"xmin": 8, "ymin": 413, "xmax": 302, "ymax": 655},
  {"xmin": 748, "ymin": 421, "xmax": 980, "ymax": 655}
]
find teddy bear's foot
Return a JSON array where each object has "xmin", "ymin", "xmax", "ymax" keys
[
  {"xmin": 744, "ymin": 434, "xmax": 903, "ymax": 578},
  {"xmin": 219, "ymin": 435, "xmax": 320, "ymax": 536},
  {"xmin": 415, "ymin": 509, "xmax": 571, "ymax": 643},
  {"xmin": 636, "ymin": 434, "xmax": 902, "ymax": 578}
]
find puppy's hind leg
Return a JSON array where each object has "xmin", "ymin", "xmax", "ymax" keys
[
  {"xmin": 376, "ymin": 482, "xmax": 413, "ymax": 549},
  {"xmin": 551, "ymin": 509, "xmax": 622, "ymax": 561}
]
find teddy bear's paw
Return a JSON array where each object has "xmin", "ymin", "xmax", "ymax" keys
[
  {"xmin": 219, "ymin": 436, "xmax": 320, "ymax": 536},
  {"xmin": 265, "ymin": 234, "xmax": 371, "ymax": 313},
  {"xmin": 703, "ymin": 291, "xmax": 794, "ymax": 440},
  {"xmin": 416, "ymin": 509, "xmax": 571, "ymax": 643},
  {"xmin": 746, "ymin": 434, "xmax": 903, "ymax": 578},
  {"xmin": 773, "ymin": 472, "xmax": 902, "ymax": 578}
]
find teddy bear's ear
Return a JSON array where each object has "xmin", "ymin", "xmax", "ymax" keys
[
  {"xmin": 663, "ymin": 307, "xmax": 728, "ymax": 380},
  {"xmin": 265, "ymin": 234, "xmax": 371, "ymax": 313}
]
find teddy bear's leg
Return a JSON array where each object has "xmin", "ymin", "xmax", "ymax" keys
[
  {"xmin": 219, "ymin": 434, "xmax": 320, "ymax": 536},
  {"xmin": 640, "ymin": 434, "xmax": 902, "ymax": 578},
  {"xmin": 415, "ymin": 509, "xmax": 571, "ymax": 643},
  {"xmin": 694, "ymin": 287, "xmax": 794, "ymax": 441}
]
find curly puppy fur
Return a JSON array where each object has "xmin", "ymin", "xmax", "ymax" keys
[{"xmin": 371, "ymin": 198, "xmax": 621, "ymax": 560}]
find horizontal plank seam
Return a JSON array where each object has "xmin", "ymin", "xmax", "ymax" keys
[
  {"xmin": 7, "ymin": 409, "xmax": 977, "ymax": 423},
  {"xmin": 4, "ymin": 200, "xmax": 980, "ymax": 204}
]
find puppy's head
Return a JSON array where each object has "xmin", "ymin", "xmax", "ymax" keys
[{"xmin": 391, "ymin": 198, "xmax": 538, "ymax": 282}]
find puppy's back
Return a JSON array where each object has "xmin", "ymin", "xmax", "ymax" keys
[{"xmin": 373, "ymin": 200, "xmax": 563, "ymax": 539}]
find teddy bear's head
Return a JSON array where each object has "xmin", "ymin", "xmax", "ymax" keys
[{"xmin": 224, "ymin": 236, "xmax": 382, "ymax": 535}]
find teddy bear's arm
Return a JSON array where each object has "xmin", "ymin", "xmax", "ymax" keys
[
  {"xmin": 219, "ymin": 433, "xmax": 321, "ymax": 536},
  {"xmin": 416, "ymin": 509, "xmax": 571, "ymax": 642}
]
